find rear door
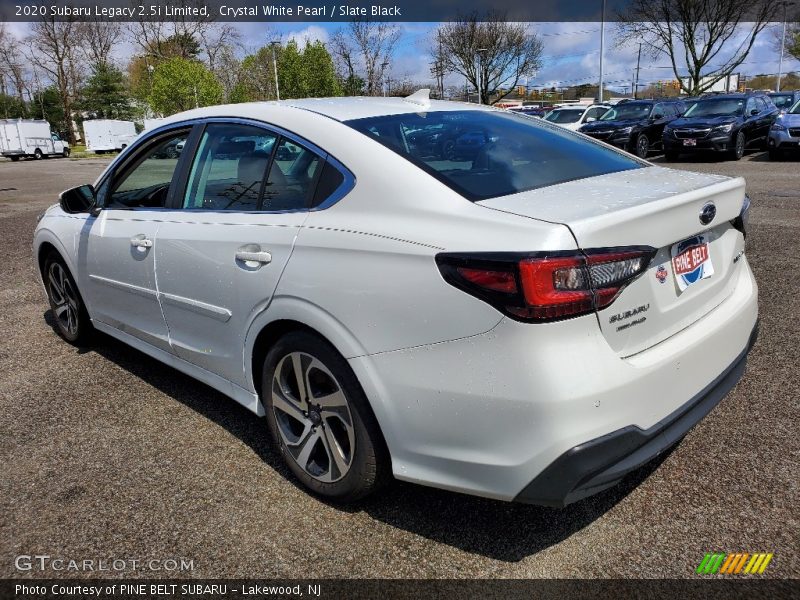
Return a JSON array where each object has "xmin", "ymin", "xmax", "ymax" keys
[{"xmin": 154, "ymin": 121, "xmax": 325, "ymax": 388}]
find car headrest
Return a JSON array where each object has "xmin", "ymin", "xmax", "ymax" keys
[
  {"xmin": 216, "ymin": 140, "xmax": 255, "ymax": 157},
  {"xmin": 238, "ymin": 153, "xmax": 269, "ymax": 184}
]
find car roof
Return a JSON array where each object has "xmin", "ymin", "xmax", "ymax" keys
[{"xmin": 156, "ymin": 96, "xmax": 497, "ymax": 128}]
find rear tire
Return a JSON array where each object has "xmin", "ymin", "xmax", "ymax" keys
[
  {"xmin": 34, "ymin": 148, "xmax": 43, "ymax": 160},
  {"xmin": 262, "ymin": 331, "xmax": 390, "ymax": 502},
  {"xmin": 9, "ymin": 156, "xmax": 19, "ymax": 161},
  {"xmin": 43, "ymin": 252, "xmax": 93, "ymax": 345}
]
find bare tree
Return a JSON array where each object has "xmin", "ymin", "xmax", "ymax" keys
[
  {"xmin": 26, "ymin": 16, "xmax": 83, "ymax": 142},
  {"xmin": 433, "ymin": 12, "xmax": 543, "ymax": 105},
  {"xmin": 331, "ymin": 21, "xmax": 400, "ymax": 96},
  {"xmin": 77, "ymin": 19, "xmax": 124, "ymax": 68},
  {"xmin": 617, "ymin": 0, "xmax": 780, "ymax": 96},
  {"xmin": 199, "ymin": 23, "xmax": 241, "ymax": 73},
  {"xmin": 0, "ymin": 24, "xmax": 28, "ymax": 112}
]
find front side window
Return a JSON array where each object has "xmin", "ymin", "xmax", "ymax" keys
[
  {"xmin": 346, "ymin": 110, "xmax": 642, "ymax": 201},
  {"xmin": 770, "ymin": 94, "xmax": 794, "ymax": 109},
  {"xmin": 106, "ymin": 130, "xmax": 189, "ymax": 208},
  {"xmin": 585, "ymin": 107, "xmax": 608, "ymax": 120}
]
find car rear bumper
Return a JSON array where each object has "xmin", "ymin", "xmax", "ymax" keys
[
  {"xmin": 350, "ymin": 256, "xmax": 758, "ymax": 502},
  {"xmin": 515, "ymin": 320, "xmax": 758, "ymax": 506}
]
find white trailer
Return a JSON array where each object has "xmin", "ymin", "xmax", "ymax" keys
[
  {"xmin": 0, "ymin": 119, "xmax": 70, "ymax": 160},
  {"xmin": 82, "ymin": 119, "xmax": 137, "ymax": 153},
  {"xmin": 143, "ymin": 117, "xmax": 168, "ymax": 131}
]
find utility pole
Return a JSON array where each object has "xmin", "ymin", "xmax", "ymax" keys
[
  {"xmin": 776, "ymin": 1, "xmax": 795, "ymax": 92},
  {"xmin": 634, "ymin": 42, "xmax": 642, "ymax": 99},
  {"xmin": 598, "ymin": 0, "xmax": 606, "ymax": 102},
  {"xmin": 270, "ymin": 40, "xmax": 281, "ymax": 101}
]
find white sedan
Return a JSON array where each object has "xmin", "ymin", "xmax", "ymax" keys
[
  {"xmin": 543, "ymin": 104, "xmax": 611, "ymax": 130},
  {"xmin": 34, "ymin": 91, "xmax": 757, "ymax": 505}
]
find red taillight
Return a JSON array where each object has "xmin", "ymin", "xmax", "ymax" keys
[
  {"xmin": 456, "ymin": 267, "xmax": 517, "ymax": 293},
  {"xmin": 436, "ymin": 248, "xmax": 655, "ymax": 322}
]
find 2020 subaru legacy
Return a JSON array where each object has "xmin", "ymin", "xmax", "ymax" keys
[{"xmin": 33, "ymin": 92, "xmax": 757, "ymax": 506}]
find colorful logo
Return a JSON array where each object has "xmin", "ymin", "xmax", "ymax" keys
[
  {"xmin": 671, "ymin": 235, "xmax": 714, "ymax": 291},
  {"xmin": 655, "ymin": 265, "xmax": 668, "ymax": 283},
  {"xmin": 696, "ymin": 552, "xmax": 774, "ymax": 575}
]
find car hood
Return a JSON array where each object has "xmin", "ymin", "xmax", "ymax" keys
[
  {"xmin": 775, "ymin": 113, "xmax": 800, "ymax": 126},
  {"xmin": 670, "ymin": 115, "xmax": 740, "ymax": 128}
]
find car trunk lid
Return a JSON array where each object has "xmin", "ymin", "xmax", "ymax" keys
[{"xmin": 478, "ymin": 166, "xmax": 747, "ymax": 356}]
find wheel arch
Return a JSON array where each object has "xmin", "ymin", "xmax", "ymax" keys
[{"xmin": 245, "ymin": 298, "xmax": 369, "ymax": 399}]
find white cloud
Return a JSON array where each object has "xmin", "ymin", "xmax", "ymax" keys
[{"xmin": 282, "ymin": 25, "xmax": 329, "ymax": 46}]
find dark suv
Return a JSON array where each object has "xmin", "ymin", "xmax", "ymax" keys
[
  {"xmin": 663, "ymin": 93, "xmax": 778, "ymax": 161},
  {"xmin": 768, "ymin": 91, "xmax": 800, "ymax": 114},
  {"xmin": 577, "ymin": 99, "xmax": 685, "ymax": 158}
]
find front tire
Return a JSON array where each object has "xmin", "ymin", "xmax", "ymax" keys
[
  {"xmin": 634, "ymin": 134, "xmax": 650, "ymax": 159},
  {"xmin": 62, "ymin": 148, "xmax": 70, "ymax": 158},
  {"xmin": 43, "ymin": 252, "xmax": 93, "ymax": 345},
  {"xmin": 664, "ymin": 150, "xmax": 679, "ymax": 161},
  {"xmin": 729, "ymin": 132, "xmax": 745, "ymax": 161},
  {"xmin": 768, "ymin": 148, "xmax": 782, "ymax": 161},
  {"xmin": 262, "ymin": 331, "xmax": 389, "ymax": 502}
]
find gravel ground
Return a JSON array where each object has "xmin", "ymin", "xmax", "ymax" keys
[{"xmin": 1, "ymin": 151, "xmax": 798, "ymax": 580}]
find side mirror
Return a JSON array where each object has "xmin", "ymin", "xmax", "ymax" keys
[
  {"xmin": 652, "ymin": 113, "xmax": 664, "ymax": 120},
  {"xmin": 750, "ymin": 109, "xmax": 759, "ymax": 116},
  {"xmin": 59, "ymin": 184, "xmax": 96, "ymax": 214},
  {"xmin": 586, "ymin": 117, "xmax": 597, "ymax": 122}
]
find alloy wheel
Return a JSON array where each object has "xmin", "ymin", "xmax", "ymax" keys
[
  {"xmin": 636, "ymin": 135, "xmax": 649, "ymax": 158},
  {"xmin": 48, "ymin": 262, "xmax": 80, "ymax": 336},
  {"xmin": 271, "ymin": 351, "xmax": 355, "ymax": 483}
]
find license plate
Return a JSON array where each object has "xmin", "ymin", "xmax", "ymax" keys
[
  {"xmin": 683, "ymin": 139, "xmax": 697, "ymax": 146},
  {"xmin": 671, "ymin": 234, "xmax": 714, "ymax": 292}
]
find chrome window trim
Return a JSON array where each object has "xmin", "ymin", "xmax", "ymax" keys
[{"xmin": 99, "ymin": 116, "xmax": 355, "ymax": 215}]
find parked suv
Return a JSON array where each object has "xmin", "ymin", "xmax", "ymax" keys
[
  {"xmin": 768, "ymin": 91, "xmax": 800, "ymax": 114},
  {"xmin": 663, "ymin": 93, "xmax": 778, "ymax": 161},
  {"xmin": 578, "ymin": 99, "xmax": 685, "ymax": 158},
  {"xmin": 767, "ymin": 97, "xmax": 800, "ymax": 159}
]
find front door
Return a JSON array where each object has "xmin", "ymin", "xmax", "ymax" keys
[
  {"xmin": 78, "ymin": 128, "xmax": 191, "ymax": 352},
  {"xmin": 154, "ymin": 122, "xmax": 323, "ymax": 387}
]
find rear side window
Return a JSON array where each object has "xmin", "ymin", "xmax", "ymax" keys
[
  {"xmin": 183, "ymin": 123, "xmax": 276, "ymax": 211},
  {"xmin": 312, "ymin": 162, "xmax": 345, "ymax": 207},
  {"xmin": 262, "ymin": 138, "xmax": 322, "ymax": 211},
  {"xmin": 345, "ymin": 110, "xmax": 642, "ymax": 201}
]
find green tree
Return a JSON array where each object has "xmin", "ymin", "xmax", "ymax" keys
[
  {"xmin": 80, "ymin": 63, "xmax": 133, "ymax": 119},
  {"xmin": 0, "ymin": 93, "xmax": 26, "ymax": 119},
  {"xmin": 28, "ymin": 87, "xmax": 67, "ymax": 136},
  {"xmin": 149, "ymin": 57, "xmax": 222, "ymax": 115},
  {"xmin": 278, "ymin": 40, "xmax": 305, "ymax": 99},
  {"xmin": 302, "ymin": 41, "xmax": 342, "ymax": 97}
]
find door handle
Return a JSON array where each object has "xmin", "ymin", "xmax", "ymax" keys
[
  {"xmin": 235, "ymin": 249, "xmax": 272, "ymax": 265},
  {"xmin": 130, "ymin": 236, "xmax": 153, "ymax": 249}
]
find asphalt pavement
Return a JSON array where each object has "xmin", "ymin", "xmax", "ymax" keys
[{"xmin": 1, "ymin": 151, "xmax": 798, "ymax": 579}]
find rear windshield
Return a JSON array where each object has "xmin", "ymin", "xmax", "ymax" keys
[
  {"xmin": 544, "ymin": 109, "xmax": 583, "ymax": 124},
  {"xmin": 345, "ymin": 110, "xmax": 642, "ymax": 201}
]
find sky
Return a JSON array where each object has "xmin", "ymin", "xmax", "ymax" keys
[
  {"xmin": 4, "ymin": 19, "xmax": 798, "ymax": 93},
  {"xmin": 242, "ymin": 20, "xmax": 799, "ymax": 92}
]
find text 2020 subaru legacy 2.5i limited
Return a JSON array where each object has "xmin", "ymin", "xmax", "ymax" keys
[{"xmin": 33, "ymin": 92, "xmax": 757, "ymax": 506}]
